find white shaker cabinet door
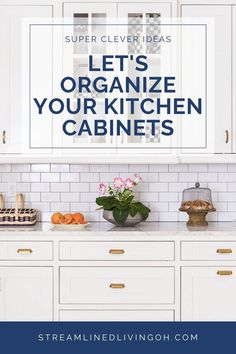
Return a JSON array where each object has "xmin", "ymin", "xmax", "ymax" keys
[
  {"xmin": 0, "ymin": 267, "xmax": 53, "ymax": 321},
  {"xmin": 181, "ymin": 267, "xmax": 236, "ymax": 321},
  {"xmin": 0, "ymin": 5, "xmax": 52, "ymax": 153},
  {"xmin": 181, "ymin": 5, "xmax": 232, "ymax": 153}
]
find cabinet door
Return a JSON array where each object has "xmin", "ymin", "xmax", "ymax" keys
[
  {"xmin": 117, "ymin": 3, "xmax": 173, "ymax": 154},
  {"xmin": 0, "ymin": 5, "xmax": 52, "ymax": 153},
  {"xmin": 181, "ymin": 5, "xmax": 232, "ymax": 153},
  {"xmin": 0, "ymin": 267, "xmax": 53, "ymax": 321},
  {"xmin": 181, "ymin": 267, "xmax": 236, "ymax": 321},
  {"xmin": 62, "ymin": 3, "xmax": 117, "ymax": 153}
]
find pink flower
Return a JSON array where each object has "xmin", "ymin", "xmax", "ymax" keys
[
  {"xmin": 134, "ymin": 174, "xmax": 143, "ymax": 185},
  {"xmin": 114, "ymin": 177, "xmax": 124, "ymax": 189},
  {"xmin": 99, "ymin": 183, "xmax": 107, "ymax": 195},
  {"xmin": 125, "ymin": 178, "xmax": 135, "ymax": 189}
]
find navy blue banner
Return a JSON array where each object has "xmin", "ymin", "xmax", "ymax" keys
[{"xmin": 0, "ymin": 322, "xmax": 235, "ymax": 354}]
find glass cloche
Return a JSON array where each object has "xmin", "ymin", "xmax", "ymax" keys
[{"xmin": 180, "ymin": 182, "xmax": 215, "ymax": 211}]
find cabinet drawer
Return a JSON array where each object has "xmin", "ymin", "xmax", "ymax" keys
[
  {"xmin": 60, "ymin": 267, "xmax": 174, "ymax": 304},
  {"xmin": 59, "ymin": 310, "xmax": 174, "ymax": 321},
  {"xmin": 0, "ymin": 241, "xmax": 53, "ymax": 260},
  {"xmin": 181, "ymin": 242, "xmax": 236, "ymax": 261},
  {"xmin": 59, "ymin": 241, "xmax": 174, "ymax": 261}
]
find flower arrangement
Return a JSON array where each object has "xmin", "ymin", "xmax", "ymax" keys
[{"xmin": 96, "ymin": 174, "xmax": 151, "ymax": 225}]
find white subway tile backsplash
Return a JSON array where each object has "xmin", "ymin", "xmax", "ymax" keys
[
  {"xmin": 51, "ymin": 183, "xmax": 70, "ymax": 192},
  {"xmin": 188, "ymin": 164, "xmax": 208, "ymax": 172},
  {"xmin": 12, "ymin": 164, "xmax": 30, "ymax": 172},
  {"xmin": 41, "ymin": 173, "xmax": 60, "ymax": 182},
  {"xmin": 159, "ymin": 192, "xmax": 179, "ymax": 202},
  {"xmin": 149, "ymin": 183, "xmax": 168, "ymax": 192},
  {"xmin": 51, "ymin": 164, "xmax": 69, "ymax": 173},
  {"xmin": 169, "ymin": 164, "xmax": 188, "ymax": 172},
  {"xmin": 22, "ymin": 173, "xmax": 40, "ymax": 182},
  {"xmin": 110, "ymin": 164, "xmax": 129, "ymax": 172},
  {"xmin": 70, "ymin": 183, "xmax": 90, "ymax": 192},
  {"xmin": 159, "ymin": 172, "xmax": 178, "ymax": 182},
  {"xmin": 179, "ymin": 173, "xmax": 198, "ymax": 182},
  {"xmin": 208, "ymin": 164, "xmax": 227, "ymax": 172},
  {"xmin": 31, "ymin": 183, "xmax": 50, "ymax": 192},
  {"xmin": 129, "ymin": 164, "xmax": 149, "ymax": 172},
  {"xmin": 70, "ymin": 165, "xmax": 89, "ymax": 172},
  {"xmin": 199, "ymin": 173, "xmax": 218, "ymax": 182},
  {"xmin": 0, "ymin": 165, "xmax": 11, "ymax": 172},
  {"xmin": 1, "ymin": 173, "xmax": 21, "ymax": 182},
  {"xmin": 71, "ymin": 202, "xmax": 90, "ymax": 212},
  {"xmin": 50, "ymin": 203, "xmax": 70, "ymax": 212},
  {"xmin": 61, "ymin": 173, "xmax": 80, "ymax": 182},
  {"xmin": 31, "ymin": 164, "xmax": 50, "ymax": 172},
  {"xmin": 90, "ymin": 164, "xmax": 109, "ymax": 172},
  {"xmin": 148, "ymin": 165, "xmax": 168, "ymax": 172},
  {"xmin": 100, "ymin": 173, "xmax": 117, "ymax": 182},
  {"xmin": 41, "ymin": 192, "xmax": 60, "ymax": 202},
  {"xmin": 80, "ymin": 173, "xmax": 99, "ymax": 182},
  {"xmin": 0, "ymin": 163, "xmax": 236, "ymax": 222},
  {"xmin": 219, "ymin": 173, "xmax": 236, "ymax": 182},
  {"xmin": 169, "ymin": 183, "xmax": 188, "ymax": 192},
  {"xmin": 61, "ymin": 193, "xmax": 80, "ymax": 202}
]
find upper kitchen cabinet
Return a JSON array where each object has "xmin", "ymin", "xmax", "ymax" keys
[
  {"xmin": 181, "ymin": 2, "xmax": 232, "ymax": 153},
  {"xmin": 0, "ymin": 4, "xmax": 53, "ymax": 154}
]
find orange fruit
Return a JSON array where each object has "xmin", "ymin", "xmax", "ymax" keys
[
  {"xmin": 51, "ymin": 212, "xmax": 63, "ymax": 224},
  {"xmin": 72, "ymin": 213, "xmax": 85, "ymax": 223},
  {"xmin": 59, "ymin": 214, "xmax": 73, "ymax": 224}
]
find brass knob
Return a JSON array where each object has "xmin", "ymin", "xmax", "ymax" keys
[
  {"xmin": 109, "ymin": 283, "xmax": 125, "ymax": 289},
  {"xmin": 217, "ymin": 270, "xmax": 232, "ymax": 276},
  {"xmin": 109, "ymin": 249, "xmax": 125, "ymax": 254},
  {"xmin": 17, "ymin": 249, "xmax": 33, "ymax": 254},
  {"xmin": 217, "ymin": 249, "xmax": 232, "ymax": 254}
]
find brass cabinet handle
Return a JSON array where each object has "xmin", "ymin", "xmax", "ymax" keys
[
  {"xmin": 217, "ymin": 270, "xmax": 233, "ymax": 276},
  {"xmin": 109, "ymin": 283, "xmax": 125, "ymax": 289},
  {"xmin": 2, "ymin": 130, "xmax": 6, "ymax": 144},
  {"xmin": 109, "ymin": 249, "xmax": 125, "ymax": 255},
  {"xmin": 217, "ymin": 249, "xmax": 232, "ymax": 254},
  {"xmin": 17, "ymin": 249, "xmax": 33, "ymax": 254},
  {"xmin": 225, "ymin": 130, "xmax": 229, "ymax": 144}
]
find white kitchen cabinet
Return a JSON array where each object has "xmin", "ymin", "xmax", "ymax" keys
[
  {"xmin": 0, "ymin": 4, "xmax": 53, "ymax": 154},
  {"xmin": 181, "ymin": 4, "xmax": 232, "ymax": 153},
  {"xmin": 0, "ymin": 267, "xmax": 53, "ymax": 321},
  {"xmin": 233, "ymin": 6, "xmax": 236, "ymax": 153},
  {"xmin": 181, "ymin": 267, "xmax": 236, "ymax": 321}
]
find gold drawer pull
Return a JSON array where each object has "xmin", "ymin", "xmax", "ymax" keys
[
  {"xmin": 17, "ymin": 249, "xmax": 33, "ymax": 254},
  {"xmin": 109, "ymin": 283, "xmax": 125, "ymax": 289},
  {"xmin": 217, "ymin": 249, "xmax": 232, "ymax": 254},
  {"xmin": 109, "ymin": 249, "xmax": 125, "ymax": 255},
  {"xmin": 217, "ymin": 270, "xmax": 233, "ymax": 276}
]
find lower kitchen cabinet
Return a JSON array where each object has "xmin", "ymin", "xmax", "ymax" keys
[
  {"xmin": 181, "ymin": 267, "xmax": 236, "ymax": 321},
  {"xmin": 59, "ymin": 310, "xmax": 174, "ymax": 322},
  {"xmin": 0, "ymin": 267, "xmax": 53, "ymax": 321}
]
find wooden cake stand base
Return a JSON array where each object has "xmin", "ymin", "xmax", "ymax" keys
[{"xmin": 179, "ymin": 208, "xmax": 216, "ymax": 226}]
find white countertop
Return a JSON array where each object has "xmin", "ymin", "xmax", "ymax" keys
[{"xmin": 0, "ymin": 222, "xmax": 235, "ymax": 241}]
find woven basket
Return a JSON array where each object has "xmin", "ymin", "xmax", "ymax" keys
[{"xmin": 0, "ymin": 208, "xmax": 37, "ymax": 225}]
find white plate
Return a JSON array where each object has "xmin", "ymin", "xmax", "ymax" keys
[{"xmin": 51, "ymin": 223, "xmax": 90, "ymax": 230}]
